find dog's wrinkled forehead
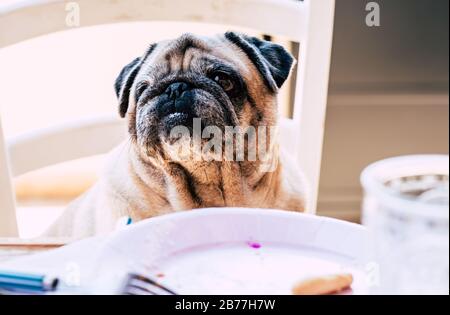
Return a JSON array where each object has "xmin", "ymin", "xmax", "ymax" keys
[{"xmin": 138, "ymin": 33, "xmax": 250, "ymax": 82}]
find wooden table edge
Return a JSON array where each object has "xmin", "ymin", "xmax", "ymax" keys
[{"xmin": 0, "ymin": 237, "xmax": 73, "ymax": 251}]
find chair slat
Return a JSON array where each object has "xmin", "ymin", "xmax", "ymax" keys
[
  {"xmin": 292, "ymin": 0, "xmax": 335, "ymax": 211},
  {"xmin": 0, "ymin": 118, "xmax": 19, "ymax": 236},
  {"xmin": 7, "ymin": 116, "xmax": 127, "ymax": 177},
  {"xmin": 0, "ymin": 0, "xmax": 307, "ymax": 48}
]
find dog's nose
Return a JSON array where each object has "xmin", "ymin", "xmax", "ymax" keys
[{"xmin": 165, "ymin": 82, "xmax": 191, "ymax": 100}]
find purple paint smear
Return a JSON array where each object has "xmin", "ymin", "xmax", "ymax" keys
[{"xmin": 248, "ymin": 242, "xmax": 262, "ymax": 249}]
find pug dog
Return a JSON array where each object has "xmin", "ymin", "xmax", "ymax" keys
[{"xmin": 45, "ymin": 32, "xmax": 308, "ymax": 238}]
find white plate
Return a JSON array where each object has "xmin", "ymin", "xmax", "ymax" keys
[{"xmin": 92, "ymin": 208, "xmax": 371, "ymax": 295}]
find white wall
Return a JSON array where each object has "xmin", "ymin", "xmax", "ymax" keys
[{"xmin": 317, "ymin": 0, "xmax": 449, "ymax": 222}]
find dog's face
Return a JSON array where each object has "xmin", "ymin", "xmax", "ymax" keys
[{"xmin": 115, "ymin": 32, "xmax": 294, "ymax": 160}]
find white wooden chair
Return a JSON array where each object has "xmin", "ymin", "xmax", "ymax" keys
[{"xmin": 0, "ymin": 0, "xmax": 335, "ymax": 237}]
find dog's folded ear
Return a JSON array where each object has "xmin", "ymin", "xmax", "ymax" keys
[
  {"xmin": 114, "ymin": 57, "xmax": 141, "ymax": 118},
  {"xmin": 115, "ymin": 44, "xmax": 158, "ymax": 118},
  {"xmin": 224, "ymin": 32, "xmax": 295, "ymax": 92}
]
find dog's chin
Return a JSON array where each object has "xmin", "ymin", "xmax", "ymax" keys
[
  {"xmin": 161, "ymin": 112, "xmax": 195, "ymax": 131},
  {"xmin": 158, "ymin": 108, "xmax": 228, "ymax": 142},
  {"xmin": 134, "ymin": 114, "xmax": 221, "ymax": 153},
  {"xmin": 159, "ymin": 113, "xmax": 223, "ymax": 144}
]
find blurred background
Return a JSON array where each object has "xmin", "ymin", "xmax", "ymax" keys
[{"xmin": 0, "ymin": 0, "xmax": 448, "ymax": 237}]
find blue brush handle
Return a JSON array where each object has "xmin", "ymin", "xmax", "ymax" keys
[{"xmin": 0, "ymin": 270, "xmax": 58, "ymax": 292}]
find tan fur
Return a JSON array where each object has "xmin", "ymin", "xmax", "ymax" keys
[{"xmin": 44, "ymin": 34, "xmax": 308, "ymax": 239}]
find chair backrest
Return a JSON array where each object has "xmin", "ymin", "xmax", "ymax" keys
[{"xmin": 0, "ymin": 0, "xmax": 335, "ymax": 236}]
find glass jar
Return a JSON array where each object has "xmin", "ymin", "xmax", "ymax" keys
[{"xmin": 361, "ymin": 155, "xmax": 449, "ymax": 295}]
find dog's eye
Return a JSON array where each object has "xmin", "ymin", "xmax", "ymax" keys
[{"xmin": 213, "ymin": 73, "xmax": 234, "ymax": 92}]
